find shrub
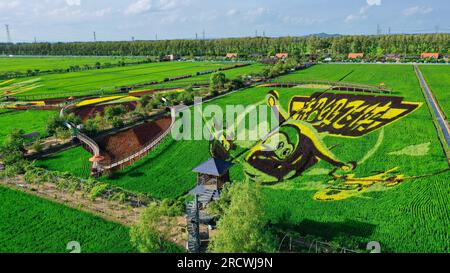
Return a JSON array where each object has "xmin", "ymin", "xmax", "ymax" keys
[
  {"xmin": 31, "ymin": 140, "xmax": 43, "ymax": 153},
  {"xmin": 130, "ymin": 202, "xmax": 181, "ymax": 253}
]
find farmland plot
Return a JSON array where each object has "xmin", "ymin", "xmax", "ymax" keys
[
  {"xmin": 419, "ymin": 65, "xmax": 450, "ymax": 118},
  {"xmin": 0, "ymin": 110, "xmax": 56, "ymax": 144},
  {"xmin": 1, "ymin": 62, "xmax": 242, "ymax": 99},
  {"xmin": 103, "ymin": 64, "xmax": 449, "ymax": 252},
  {"xmin": 0, "ymin": 56, "xmax": 145, "ymax": 74},
  {"xmin": 30, "ymin": 64, "xmax": 449, "ymax": 252},
  {"xmin": 36, "ymin": 147, "xmax": 92, "ymax": 179},
  {"xmin": 0, "ymin": 186, "xmax": 136, "ymax": 253}
]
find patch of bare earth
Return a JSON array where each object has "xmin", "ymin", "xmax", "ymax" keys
[{"xmin": 97, "ymin": 117, "xmax": 172, "ymax": 165}]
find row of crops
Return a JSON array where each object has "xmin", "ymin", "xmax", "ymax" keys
[
  {"xmin": 93, "ymin": 64, "xmax": 449, "ymax": 252},
  {"xmin": 0, "ymin": 56, "xmax": 147, "ymax": 74},
  {"xmin": 16, "ymin": 63, "xmax": 450, "ymax": 252},
  {"xmin": 0, "ymin": 186, "xmax": 136, "ymax": 253},
  {"xmin": 1, "ymin": 61, "xmax": 249, "ymax": 99},
  {"xmin": 419, "ymin": 65, "xmax": 450, "ymax": 118},
  {"xmin": 0, "ymin": 109, "xmax": 56, "ymax": 144}
]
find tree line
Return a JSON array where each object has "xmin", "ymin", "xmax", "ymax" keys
[{"xmin": 0, "ymin": 34, "xmax": 448, "ymax": 59}]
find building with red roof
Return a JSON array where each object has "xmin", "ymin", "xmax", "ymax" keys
[
  {"xmin": 348, "ymin": 53, "xmax": 364, "ymax": 59},
  {"xmin": 420, "ymin": 53, "xmax": 439, "ymax": 59},
  {"xmin": 226, "ymin": 53, "xmax": 238, "ymax": 58},
  {"xmin": 275, "ymin": 53, "xmax": 289, "ymax": 59}
]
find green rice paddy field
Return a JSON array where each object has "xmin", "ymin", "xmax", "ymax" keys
[
  {"xmin": 0, "ymin": 56, "xmax": 145, "ymax": 74},
  {"xmin": 0, "ymin": 186, "xmax": 136, "ymax": 253},
  {"xmin": 36, "ymin": 147, "xmax": 92, "ymax": 178},
  {"xmin": 35, "ymin": 64, "xmax": 450, "ymax": 252},
  {"xmin": 1, "ymin": 61, "xmax": 255, "ymax": 99},
  {"xmin": 0, "ymin": 109, "xmax": 56, "ymax": 144},
  {"xmin": 419, "ymin": 65, "xmax": 450, "ymax": 118}
]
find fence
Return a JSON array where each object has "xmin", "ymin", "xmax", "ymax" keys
[
  {"xmin": 97, "ymin": 108, "xmax": 176, "ymax": 173},
  {"xmin": 265, "ymin": 79, "xmax": 392, "ymax": 94}
]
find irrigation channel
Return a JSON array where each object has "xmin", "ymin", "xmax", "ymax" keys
[{"xmin": 414, "ymin": 65, "xmax": 450, "ymax": 151}]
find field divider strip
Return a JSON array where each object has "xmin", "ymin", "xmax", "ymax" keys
[{"xmin": 414, "ymin": 65, "xmax": 450, "ymax": 163}]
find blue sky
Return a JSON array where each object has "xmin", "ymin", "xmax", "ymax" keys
[{"xmin": 0, "ymin": 0, "xmax": 448, "ymax": 42}]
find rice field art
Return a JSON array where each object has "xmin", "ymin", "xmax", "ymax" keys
[
  {"xmin": 1, "ymin": 59, "xmax": 449, "ymax": 254},
  {"xmin": 204, "ymin": 88, "xmax": 423, "ymax": 202}
]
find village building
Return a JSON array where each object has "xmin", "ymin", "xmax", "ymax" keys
[
  {"xmin": 420, "ymin": 53, "xmax": 439, "ymax": 59},
  {"xmin": 384, "ymin": 54, "xmax": 401, "ymax": 62},
  {"xmin": 164, "ymin": 54, "xmax": 180, "ymax": 61},
  {"xmin": 348, "ymin": 53, "xmax": 364, "ymax": 59},
  {"xmin": 275, "ymin": 53, "xmax": 289, "ymax": 59},
  {"xmin": 225, "ymin": 53, "xmax": 238, "ymax": 58}
]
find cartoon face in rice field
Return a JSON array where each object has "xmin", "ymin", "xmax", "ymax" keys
[
  {"xmin": 209, "ymin": 89, "xmax": 422, "ymax": 200},
  {"xmin": 243, "ymin": 121, "xmax": 355, "ymax": 183}
]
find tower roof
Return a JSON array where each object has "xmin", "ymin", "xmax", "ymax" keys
[{"xmin": 192, "ymin": 158, "xmax": 234, "ymax": 176}]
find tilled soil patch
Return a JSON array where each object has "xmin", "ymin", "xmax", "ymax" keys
[
  {"xmin": 96, "ymin": 117, "xmax": 172, "ymax": 165},
  {"xmin": 73, "ymin": 101, "xmax": 137, "ymax": 121}
]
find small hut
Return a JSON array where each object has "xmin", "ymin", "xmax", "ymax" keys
[
  {"xmin": 420, "ymin": 53, "xmax": 439, "ymax": 59},
  {"xmin": 275, "ymin": 53, "xmax": 289, "ymax": 59},
  {"xmin": 348, "ymin": 53, "xmax": 364, "ymax": 59},
  {"xmin": 192, "ymin": 157, "xmax": 234, "ymax": 191},
  {"xmin": 226, "ymin": 53, "xmax": 238, "ymax": 58}
]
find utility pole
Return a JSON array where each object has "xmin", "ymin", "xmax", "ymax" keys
[
  {"xmin": 263, "ymin": 30, "xmax": 266, "ymax": 37},
  {"xmin": 155, "ymin": 33, "xmax": 158, "ymax": 41},
  {"xmin": 132, "ymin": 36, "xmax": 135, "ymax": 42},
  {"xmin": 202, "ymin": 30, "xmax": 205, "ymax": 40},
  {"xmin": 435, "ymin": 25, "xmax": 439, "ymax": 34},
  {"xmin": 255, "ymin": 30, "xmax": 258, "ymax": 37},
  {"xmin": 376, "ymin": 24, "xmax": 382, "ymax": 35},
  {"xmin": 388, "ymin": 27, "xmax": 391, "ymax": 35},
  {"xmin": 195, "ymin": 33, "xmax": 198, "ymax": 40},
  {"xmin": 5, "ymin": 24, "xmax": 11, "ymax": 43},
  {"xmin": 93, "ymin": 31, "xmax": 97, "ymax": 42},
  {"xmin": 34, "ymin": 37, "xmax": 37, "ymax": 43}
]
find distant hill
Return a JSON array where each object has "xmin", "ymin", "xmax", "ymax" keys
[{"xmin": 304, "ymin": 33, "xmax": 342, "ymax": 38}]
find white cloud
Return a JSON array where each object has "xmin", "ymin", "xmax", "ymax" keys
[
  {"xmin": 402, "ymin": 6, "xmax": 433, "ymax": 16},
  {"xmin": 282, "ymin": 15, "xmax": 324, "ymax": 26},
  {"xmin": 94, "ymin": 8, "xmax": 111, "ymax": 17},
  {"xmin": 367, "ymin": 0, "xmax": 381, "ymax": 6},
  {"xmin": 125, "ymin": 0, "xmax": 188, "ymax": 15},
  {"xmin": 345, "ymin": 0, "xmax": 382, "ymax": 23},
  {"xmin": 0, "ymin": 0, "xmax": 21, "ymax": 9},
  {"xmin": 66, "ymin": 0, "xmax": 81, "ymax": 6},
  {"xmin": 125, "ymin": 0, "xmax": 152, "ymax": 15},
  {"xmin": 227, "ymin": 9, "xmax": 238, "ymax": 16}
]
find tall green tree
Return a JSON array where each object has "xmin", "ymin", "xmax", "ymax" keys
[
  {"xmin": 208, "ymin": 181, "xmax": 278, "ymax": 253},
  {"xmin": 130, "ymin": 201, "xmax": 182, "ymax": 253},
  {"xmin": 209, "ymin": 72, "xmax": 228, "ymax": 95}
]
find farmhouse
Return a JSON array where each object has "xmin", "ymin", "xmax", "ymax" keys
[
  {"xmin": 226, "ymin": 53, "xmax": 238, "ymax": 58},
  {"xmin": 275, "ymin": 53, "xmax": 289, "ymax": 59},
  {"xmin": 420, "ymin": 53, "xmax": 439, "ymax": 59},
  {"xmin": 348, "ymin": 53, "xmax": 364, "ymax": 59},
  {"xmin": 164, "ymin": 54, "xmax": 180, "ymax": 61},
  {"xmin": 384, "ymin": 54, "xmax": 400, "ymax": 62}
]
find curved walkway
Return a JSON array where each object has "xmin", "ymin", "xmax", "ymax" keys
[
  {"xmin": 61, "ymin": 101, "xmax": 176, "ymax": 175},
  {"xmin": 98, "ymin": 108, "xmax": 176, "ymax": 172}
]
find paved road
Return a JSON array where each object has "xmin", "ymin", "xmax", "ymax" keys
[{"xmin": 414, "ymin": 65, "xmax": 450, "ymax": 148}]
